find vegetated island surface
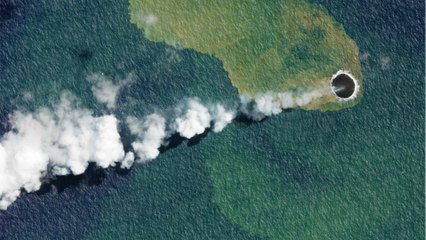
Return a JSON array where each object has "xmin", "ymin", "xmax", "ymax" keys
[{"xmin": 129, "ymin": 0, "xmax": 363, "ymax": 111}]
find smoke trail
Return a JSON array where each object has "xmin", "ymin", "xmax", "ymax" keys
[{"xmin": 0, "ymin": 78, "xmax": 330, "ymax": 209}]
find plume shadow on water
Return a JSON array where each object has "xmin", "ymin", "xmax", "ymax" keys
[
  {"xmin": 233, "ymin": 114, "xmax": 265, "ymax": 126},
  {"xmin": 0, "ymin": 100, "xmax": 15, "ymax": 136},
  {"xmin": 159, "ymin": 129, "xmax": 211, "ymax": 153},
  {"xmin": 37, "ymin": 163, "xmax": 106, "ymax": 195},
  {"xmin": 34, "ymin": 126, "xmax": 135, "ymax": 196},
  {"xmin": 34, "ymin": 125, "xmax": 211, "ymax": 196},
  {"xmin": 159, "ymin": 133, "xmax": 185, "ymax": 153},
  {"xmin": 187, "ymin": 129, "xmax": 210, "ymax": 146},
  {"xmin": 0, "ymin": 108, "xmax": 11, "ymax": 135},
  {"xmin": 233, "ymin": 112, "xmax": 270, "ymax": 126},
  {"xmin": 234, "ymin": 108, "xmax": 295, "ymax": 127}
]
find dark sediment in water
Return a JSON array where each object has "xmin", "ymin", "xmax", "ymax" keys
[
  {"xmin": 0, "ymin": 2, "xmax": 16, "ymax": 22},
  {"xmin": 331, "ymin": 73, "xmax": 356, "ymax": 98}
]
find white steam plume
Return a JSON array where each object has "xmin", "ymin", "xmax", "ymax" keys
[
  {"xmin": 0, "ymin": 92, "xmax": 125, "ymax": 209},
  {"xmin": 127, "ymin": 113, "xmax": 167, "ymax": 164},
  {"xmin": 87, "ymin": 73, "xmax": 135, "ymax": 109},
  {"xmin": 124, "ymin": 99, "xmax": 235, "ymax": 167},
  {"xmin": 211, "ymin": 104, "xmax": 235, "ymax": 133},
  {"xmin": 174, "ymin": 99, "xmax": 212, "ymax": 139},
  {"xmin": 240, "ymin": 89, "xmax": 327, "ymax": 121},
  {"xmin": 0, "ymin": 82, "xmax": 329, "ymax": 210}
]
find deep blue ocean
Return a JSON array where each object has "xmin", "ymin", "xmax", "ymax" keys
[{"xmin": 0, "ymin": 0, "xmax": 424, "ymax": 239}]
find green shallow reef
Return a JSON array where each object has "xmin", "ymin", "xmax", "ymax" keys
[{"xmin": 129, "ymin": 0, "xmax": 363, "ymax": 110}]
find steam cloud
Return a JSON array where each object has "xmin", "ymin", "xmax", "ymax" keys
[
  {"xmin": 174, "ymin": 99, "xmax": 212, "ymax": 139},
  {"xmin": 0, "ymin": 93, "xmax": 125, "ymax": 209},
  {"xmin": 87, "ymin": 73, "xmax": 135, "ymax": 109},
  {"xmin": 239, "ymin": 89, "xmax": 326, "ymax": 121},
  {"xmin": 127, "ymin": 114, "xmax": 167, "ymax": 164},
  {"xmin": 0, "ymin": 75, "xmax": 329, "ymax": 210}
]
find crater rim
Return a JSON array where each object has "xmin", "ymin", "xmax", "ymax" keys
[{"xmin": 330, "ymin": 70, "xmax": 359, "ymax": 100}]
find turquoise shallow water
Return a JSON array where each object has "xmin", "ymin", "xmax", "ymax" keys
[{"xmin": 0, "ymin": 0, "xmax": 424, "ymax": 239}]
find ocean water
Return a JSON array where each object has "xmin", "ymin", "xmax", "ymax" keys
[{"xmin": 0, "ymin": 0, "xmax": 424, "ymax": 239}]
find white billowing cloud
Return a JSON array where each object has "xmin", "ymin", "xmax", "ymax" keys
[
  {"xmin": 254, "ymin": 93, "xmax": 282, "ymax": 116},
  {"xmin": 124, "ymin": 101, "xmax": 233, "ymax": 166},
  {"xmin": 0, "ymin": 92, "xmax": 125, "ymax": 210},
  {"xmin": 93, "ymin": 115, "xmax": 126, "ymax": 168},
  {"xmin": 127, "ymin": 114, "xmax": 167, "ymax": 163},
  {"xmin": 211, "ymin": 104, "xmax": 235, "ymax": 133},
  {"xmin": 87, "ymin": 73, "xmax": 135, "ymax": 109},
  {"xmin": 240, "ymin": 89, "xmax": 327, "ymax": 120},
  {"xmin": 239, "ymin": 95, "xmax": 259, "ymax": 120},
  {"xmin": 121, "ymin": 152, "xmax": 135, "ymax": 169},
  {"xmin": 46, "ymin": 94, "xmax": 125, "ymax": 174},
  {"xmin": 174, "ymin": 99, "xmax": 212, "ymax": 139},
  {"xmin": 294, "ymin": 89, "xmax": 324, "ymax": 106},
  {"xmin": 0, "ymin": 112, "xmax": 49, "ymax": 210},
  {"xmin": 0, "ymin": 84, "xmax": 332, "ymax": 210},
  {"xmin": 276, "ymin": 92, "xmax": 296, "ymax": 109}
]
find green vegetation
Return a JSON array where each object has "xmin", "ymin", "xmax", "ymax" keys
[{"xmin": 129, "ymin": 0, "xmax": 362, "ymax": 110}]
